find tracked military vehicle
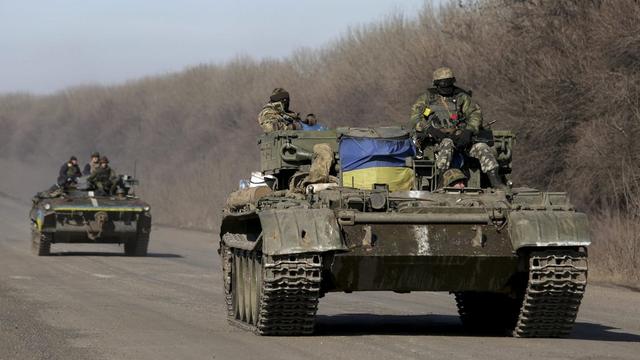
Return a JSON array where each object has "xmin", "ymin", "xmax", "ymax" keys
[
  {"xmin": 219, "ymin": 127, "xmax": 590, "ymax": 337},
  {"xmin": 30, "ymin": 175, "xmax": 151, "ymax": 256}
]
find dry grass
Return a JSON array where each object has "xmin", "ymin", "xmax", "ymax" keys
[
  {"xmin": 0, "ymin": 0, "xmax": 638, "ymax": 284},
  {"xmin": 589, "ymin": 211, "xmax": 640, "ymax": 286}
]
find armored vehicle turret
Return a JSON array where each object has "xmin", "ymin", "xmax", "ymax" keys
[
  {"xmin": 219, "ymin": 127, "xmax": 589, "ymax": 337},
  {"xmin": 30, "ymin": 175, "xmax": 151, "ymax": 256}
]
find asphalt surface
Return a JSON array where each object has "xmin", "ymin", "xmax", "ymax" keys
[{"xmin": 1, "ymin": 194, "xmax": 639, "ymax": 360}]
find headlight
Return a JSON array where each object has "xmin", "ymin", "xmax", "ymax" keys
[
  {"xmin": 143, "ymin": 206, "xmax": 150, "ymax": 212},
  {"xmin": 43, "ymin": 203, "xmax": 51, "ymax": 210}
]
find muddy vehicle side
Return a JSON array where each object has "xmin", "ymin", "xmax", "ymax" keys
[
  {"xmin": 30, "ymin": 176, "xmax": 151, "ymax": 256},
  {"xmin": 219, "ymin": 128, "xmax": 590, "ymax": 337}
]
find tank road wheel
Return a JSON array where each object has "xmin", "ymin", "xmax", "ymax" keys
[
  {"xmin": 512, "ymin": 250, "xmax": 588, "ymax": 338},
  {"xmin": 226, "ymin": 246, "xmax": 322, "ymax": 335},
  {"xmin": 124, "ymin": 234, "xmax": 149, "ymax": 257},
  {"xmin": 229, "ymin": 249, "xmax": 262, "ymax": 330},
  {"xmin": 31, "ymin": 230, "xmax": 52, "ymax": 256},
  {"xmin": 454, "ymin": 292, "xmax": 520, "ymax": 334},
  {"xmin": 221, "ymin": 244, "xmax": 234, "ymax": 318}
]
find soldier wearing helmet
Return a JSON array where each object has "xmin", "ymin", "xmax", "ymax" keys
[
  {"xmin": 87, "ymin": 156, "xmax": 118, "ymax": 194},
  {"xmin": 83, "ymin": 151, "xmax": 101, "ymax": 176},
  {"xmin": 441, "ymin": 168, "xmax": 467, "ymax": 190},
  {"xmin": 257, "ymin": 88, "xmax": 301, "ymax": 133},
  {"xmin": 409, "ymin": 67, "xmax": 504, "ymax": 189},
  {"xmin": 257, "ymin": 88, "xmax": 333, "ymax": 185}
]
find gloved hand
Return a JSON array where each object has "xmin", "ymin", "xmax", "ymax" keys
[
  {"xmin": 453, "ymin": 129, "xmax": 473, "ymax": 149},
  {"xmin": 425, "ymin": 126, "xmax": 445, "ymax": 142},
  {"xmin": 414, "ymin": 131, "xmax": 427, "ymax": 143}
]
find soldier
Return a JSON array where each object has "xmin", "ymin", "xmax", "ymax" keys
[
  {"xmin": 257, "ymin": 89, "xmax": 333, "ymax": 186},
  {"xmin": 57, "ymin": 156, "xmax": 82, "ymax": 187},
  {"xmin": 257, "ymin": 88, "xmax": 301, "ymax": 133},
  {"xmin": 410, "ymin": 67, "xmax": 505, "ymax": 189},
  {"xmin": 83, "ymin": 151, "xmax": 100, "ymax": 176},
  {"xmin": 441, "ymin": 168, "xmax": 467, "ymax": 190},
  {"xmin": 87, "ymin": 156, "xmax": 118, "ymax": 194}
]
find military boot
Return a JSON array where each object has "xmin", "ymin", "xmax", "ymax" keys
[{"xmin": 487, "ymin": 169, "xmax": 507, "ymax": 190}]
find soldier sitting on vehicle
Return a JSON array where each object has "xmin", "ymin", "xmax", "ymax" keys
[
  {"xmin": 87, "ymin": 156, "xmax": 118, "ymax": 195},
  {"xmin": 57, "ymin": 156, "xmax": 82, "ymax": 187},
  {"xmin": 410, "ymin": 67, "xmax": 505, "ymax": 189},
  {"xmin": 83, "ymin": 151, "xmax": 100, "ymax": 175},
  {"xmin": 258, "ymin": 88, "xmax": 333, "ymax": 186},
  {"xmin": 258, "ymin": 88, "xmax": 302, "ymax": 132}
]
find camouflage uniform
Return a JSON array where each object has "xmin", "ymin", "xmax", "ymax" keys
[
  {"xmin": 83, "ymin": 161, "xmax": 100, "ymax": 176},
  {"xmin": 83, "ymin": 152, "xmax": 101, "ymax": 176},
  {"xmin": 305, "ymin": 143, "xmax": 333, "ymax": 184},
  {"xmin": 410, "ymin": 84, "xmax": 498, "ymax": 173},
  {"xmin": 257, "ymin": 103, "xmax": 300, "ymax": 133},
  {"xmin": 88, "ymin": 158, "xmax": 118, "ymax": 194},
  {"xmin": 258, "ymin": 88, "xmax": 333, "ymax": 185}
]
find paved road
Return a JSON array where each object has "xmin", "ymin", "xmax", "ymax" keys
[{"xmin": 1, "ymin": 195, "xmax": 639, "ymax": 360}]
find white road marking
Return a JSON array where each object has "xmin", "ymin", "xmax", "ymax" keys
[
  {"xmin": 92, "ymin": 273, "xmax": 115, "ymax": 279},
  {"xmin": 91, "ymin": 198, "xmax": 99, "ymax": 207}
]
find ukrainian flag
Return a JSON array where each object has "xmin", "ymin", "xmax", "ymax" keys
[{"xmin": 340, "ymin": 135, "xmax": 415, "ymax": 192}]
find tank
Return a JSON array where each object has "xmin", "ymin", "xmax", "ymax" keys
[
  {"xmin": 30, "ymin": 175, "xmax": 151, "ymax": 256},
  {"xmin": 218, "ymin": 127, "xmax": 590, "ymax": 337}
]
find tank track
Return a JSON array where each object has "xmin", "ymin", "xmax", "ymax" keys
[
  {"xmin": 512, "ymin": 249, "xmax": 588, "ymax": 337},
  {"xmin": 31, "ymin": 230, "xmax": 52, "ymax": 256},
  {"xmin": 221, "ymin": 244, "xmax": 234, "ymax": 318},
  {"xmin": 223, "ymin": 245, "xmax": 322, "ymax": 336}
]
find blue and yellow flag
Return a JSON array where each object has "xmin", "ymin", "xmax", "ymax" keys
[{"xmin": 340, "ymin": 136, "xmax": 415, "ymax": 191}]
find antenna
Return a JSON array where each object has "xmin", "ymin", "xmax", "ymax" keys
[{"xmin": 130, "ymin": 159, "xmax": 138, "ymax": 197}]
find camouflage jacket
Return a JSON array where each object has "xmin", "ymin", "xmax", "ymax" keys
[
  {"xmin": 257, "ymin": 101, "xmax": 300, "ymax": 133},
  {"xmin": 83, "ymin": 162, "xmax": 99, "ymax": 176},
  {"xmin": 409, "ymin": 87, "xmax": 482, "ymax": 134},
  {"xmin": 87, "ymin": 167, "xmax": 117, "ymax": 187}
]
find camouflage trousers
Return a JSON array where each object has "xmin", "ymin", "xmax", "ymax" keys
[
  {"xmin": 435, "ymin": 138, "xmax": 455, "ymax": 171},
  {"xmin": 305, "ymin": 143, "xmax": 334, "ymax": 184},
  {"xmin": 469, "ymin": 142, "xmax": 499, "ymax": 173},
  {"xmin": 435, "ymin": 139, "xmax": 499, "ymax": 173}
]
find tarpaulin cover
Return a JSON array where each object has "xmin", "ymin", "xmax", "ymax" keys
[{"xmin": 339, "ymin": 136, "xmax": 415, "ymax": 191}]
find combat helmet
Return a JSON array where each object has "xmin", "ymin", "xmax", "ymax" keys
[
  {"xmin": 99, "ymin": 156, "xmax": 110, "ymax": 164},
  {"xmin": 442, "ymin": 168, "xmax": 467, "ymax": 187},
  {"xmin": 270, "ymin": 87, "xmax": 290, "ymax": 103},
  {"xmin": 433, "ymin": 67, "xmax": 455, "ymax": 82}
]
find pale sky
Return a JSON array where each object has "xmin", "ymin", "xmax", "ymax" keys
[{"xmin": 0, "ymin": 0, "xmax": 426, "ymax": 94}]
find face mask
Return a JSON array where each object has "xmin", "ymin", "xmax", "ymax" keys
[
  {"xmin": 434, "ymin": 78, "xmax": 455, "ymax": 96},
  {"xmin": 281, "ymin": 98, "xmax": 290, "ymax": 112}
]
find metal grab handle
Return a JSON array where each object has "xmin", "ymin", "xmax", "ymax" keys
[{"xmin": 337, "ymin": 210, "xmax": 492, "ymax": 225}]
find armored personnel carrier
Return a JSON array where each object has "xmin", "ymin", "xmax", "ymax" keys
[
  {"xmin": 219, "ymin": 127, "xmax": 589, "ymax": 337},
  {"xmin": 30, "ymin": 175, "xmax": 151, "ymax": 256}
]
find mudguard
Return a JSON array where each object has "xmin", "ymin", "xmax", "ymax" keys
[
  {"xmin": 508, "ymin": 210, "xmax": 591, "ymax": 250},
  {"xmin": 258, "ymin": 208, "xmax": 347, "ymax": 255}
]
